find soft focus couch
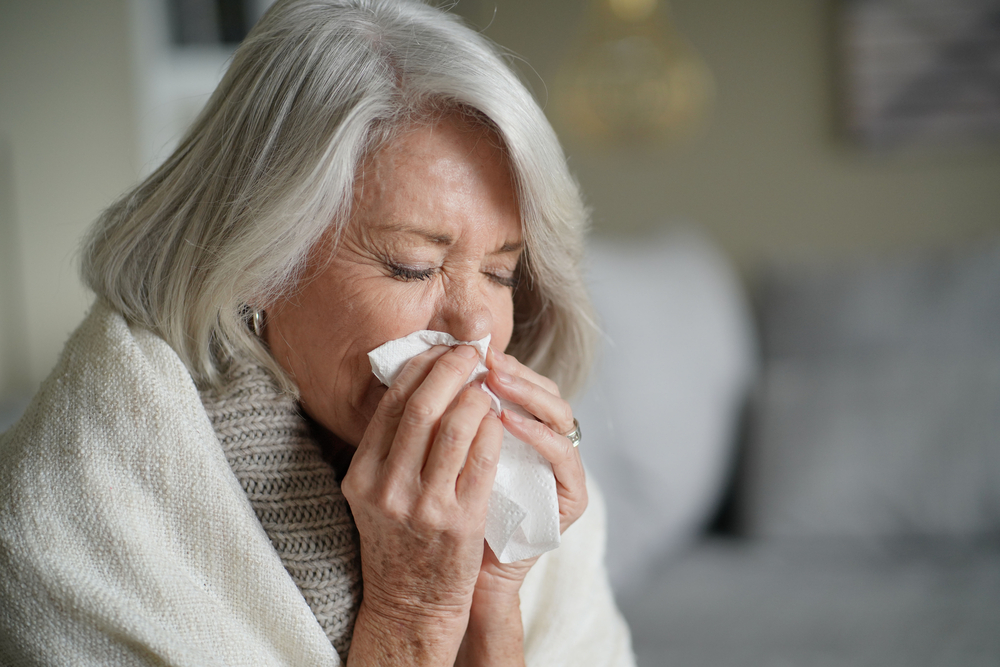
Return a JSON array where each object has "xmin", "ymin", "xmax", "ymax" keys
[{"xmin": 574, "ymin": 231, "xmax": 1000, "ymax": 667}]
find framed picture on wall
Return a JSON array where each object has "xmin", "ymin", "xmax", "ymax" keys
[{"xmin": 838, "ymin": 0, "xmax": 1000, "ymax": 149}]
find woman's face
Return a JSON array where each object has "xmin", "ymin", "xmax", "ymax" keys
[{"xmin": 265, "ymin": 115, "xmax": 523, "ymax": 447}]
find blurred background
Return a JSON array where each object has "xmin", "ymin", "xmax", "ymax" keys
[
  {"xmin": 2, "ymin": 0, "xmax": 999, "ymax": 403},
  {"xmin": 1, "ymin": 0, "xmax": 999, "ymax": 397},
  {"xmin": 2, "ymin": 0, "xmax": 1000, "ymax": 664}
]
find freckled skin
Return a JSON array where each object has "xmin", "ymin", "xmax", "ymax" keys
[{"xmin": 264, "ymin": 115, "xmax": 522, "ymax": 449}]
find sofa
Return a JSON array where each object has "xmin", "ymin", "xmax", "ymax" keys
[{"xmin": 574, "ymin": 230, "xmax": 1000, "ymax": 667}]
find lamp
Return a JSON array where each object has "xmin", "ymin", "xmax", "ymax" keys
[{"xmin": 552, "ymin": 0, "xmax": 714, "ymax": 146}]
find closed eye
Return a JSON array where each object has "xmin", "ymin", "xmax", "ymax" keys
[
  {"xmin": 487, "ymin": 272, "xmax": 518, "ymax": 289},
  {"xmin": 388, "ymin": 262, "xmax": 436, "ymax": 281}
]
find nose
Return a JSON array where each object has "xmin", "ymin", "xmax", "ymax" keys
[{"xmin": 430, "ymin": 278, "xmax": 493, "ymax": 342}]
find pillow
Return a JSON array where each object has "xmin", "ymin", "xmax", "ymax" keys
[
  {"xmin": 744, "ymin": 244, "xmax": 1000, "ymax": 540},
  {"xmin": 573, "ymin": 228, "xmax": 756, "ymax": 595}
]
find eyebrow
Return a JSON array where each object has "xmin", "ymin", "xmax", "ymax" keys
[{"xmin": 379, "ymin": 223, "xmax": 523, "ymax": 254}]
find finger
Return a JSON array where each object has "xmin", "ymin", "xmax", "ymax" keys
[
  {"xmin": 487, "ymin": 347, "xmax": 560, "ymax": 397},
  {"xmin": 500, "ymin": 409, "xmax": 587, "ymax": 532},
  {"xmin": 421, "ymin": 385, "xmax": 494, "ymax": 491},
  {"xmin": 456, "ymin": 408, "xmax": 503, "ymax": 508},
  {"xmin": 357, "ymin": 345, "xmax": 452, "ymax": 462},
  {"xmin": 485, "ymin": 367, "xmax": 575, "ymax": 436},
  {"xmin": 384, "ymin": 345, "xmax": 483, "ymax": 473}
]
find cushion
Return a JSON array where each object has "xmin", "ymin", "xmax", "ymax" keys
[
  {"xmin": 744, "ymin": 244, "xmax": 1000, "ymax": 539},
  {"xmin": 573, "ymin": 228, "xmax": 756, "ymax": 595},
  {"xmin": 620, "ymin": 539, "xmax": 1000, "ymax": 667}
]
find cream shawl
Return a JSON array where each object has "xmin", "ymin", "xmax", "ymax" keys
[{"xmin": 0, "ymin": 301, "xmax": 634, "ymax": 667}]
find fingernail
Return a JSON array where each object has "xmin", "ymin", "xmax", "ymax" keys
[
  {"xmin": 503, "ymin": 409, "xmax": 522, "ymax": 423},
  {"xmin": 493, "ymin": 368, "xmax": 513, "ymax": 385},
  {"xmin": 455, "ymin": 345, "xmax": 478, "ymax": 359}
]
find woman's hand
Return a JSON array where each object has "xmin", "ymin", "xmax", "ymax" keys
[
  {"xmin": 454, "ymin": 348, "xmax": 588, "ymax": 667},
  {"xmin": 342, "ymin": 343, "xmax": 586, "ymax": 667},
  {"xmin": 487, "ymin": 347, "xmax": 588, "ymax": 537},
  {"xmin": 342, "ymin": 345, "xmax": 504, "ymax": 667}
]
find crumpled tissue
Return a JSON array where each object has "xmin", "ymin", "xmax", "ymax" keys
[{"xmin": 368, "ymin": 330, "xmax": 561, "ymax": 563}]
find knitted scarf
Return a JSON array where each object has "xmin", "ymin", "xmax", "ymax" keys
[{"xmin": 199, "ymin": 360, "xmax": 362, "ymax": 663}]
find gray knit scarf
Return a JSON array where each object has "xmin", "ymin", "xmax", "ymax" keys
[{"xmin": 199, "ymin": 359, "xmax": 362, "ymax": 663}]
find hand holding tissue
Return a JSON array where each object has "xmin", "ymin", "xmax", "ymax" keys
[{"xmin": 368, "ymin": 330, "xmax": 561, "ymax": 563}]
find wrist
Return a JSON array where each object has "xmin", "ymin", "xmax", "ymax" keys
[
  {"xmin": 473, "ymin": 553, "xmax": 534, "ymax": 599},
  {"xmin": 362, "ymin": 584, "xmax": 471, "ymax": 626},
  {"xmin": 348, "ymin": 597, "xmax": 469, "ymax": 667},
  {"xmin": 457, "ymin": 589, "xmax": 525, "ymax": 667},
  {"xmin": 468, "ymin": 581, "xmax": 521, "ymax": 621}
]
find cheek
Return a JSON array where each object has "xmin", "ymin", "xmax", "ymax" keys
[
  {"xmin": 266, "ymin": 272, "xmax": 405, "ymax": 443},
  {"xmin": 311, "ymin": 281, "xmax": 449, "ymax": 428},
  {"xmin": 489, "ymin": 292, "xmax": 516, "ymax": 351}
]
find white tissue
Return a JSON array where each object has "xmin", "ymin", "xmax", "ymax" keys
[{"xmin": 368, "ymin": 330, "xmax": 561, "ymax": 563}]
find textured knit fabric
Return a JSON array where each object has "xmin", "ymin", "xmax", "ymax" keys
[
  {"xmin": 200, "ymin": 360, "xmax": 362, "ymax": 662},
  {"xmin": 0, "ymin": 300, "xmax": 635, "ymax": 667},
  {"xmin": 0, "ymin": 300, "xmax": 342, "ymax": 666}
]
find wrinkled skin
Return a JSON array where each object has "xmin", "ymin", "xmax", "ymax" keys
[{"xmin": 264, "ymin": 114, "xmax": 587, "ymax": 667}]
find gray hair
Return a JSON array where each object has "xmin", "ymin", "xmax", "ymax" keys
[{"xmin": 81, "ymin": 0, "xmax": 595, "ymax": 398}]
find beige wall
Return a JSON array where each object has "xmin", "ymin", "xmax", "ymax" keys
[
  {"xmin": 0, "ymin": 139, "xmax": 30, "ymax": 397},
  {"xmin": 2, "ymin": 0, "xmax": 999, "ymax": 395},
  {"xmin": 461, "ymin": 0, "xmax": 1000, "ymax": 267},
  {"xmin": 0, "ymin": 0, "xmax": 137, "ymax": 397}
]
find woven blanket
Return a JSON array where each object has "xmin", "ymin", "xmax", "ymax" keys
[{"xmin": 0, "ymin": 300, "xmax": 635, "ymax": 666}]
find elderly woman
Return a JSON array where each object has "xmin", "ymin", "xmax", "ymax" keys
[{"xmin": 0, "ymin": 0, "xmax": 632, "ymax": 665}]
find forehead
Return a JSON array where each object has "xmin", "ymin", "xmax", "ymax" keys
[{"xmin": 352, "ymin": 114, "xmax": 522, "ymax": 243}]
